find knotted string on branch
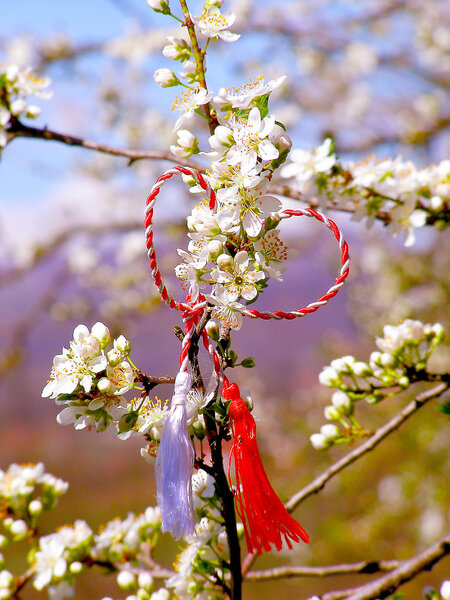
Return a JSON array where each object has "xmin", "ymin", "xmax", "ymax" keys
[{"xmin": 145, "ymin": 166, "xmax": 350, "ymax": 545}]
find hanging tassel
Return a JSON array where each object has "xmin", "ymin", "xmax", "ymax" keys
[
  {"xmin": 222, "ymin": 381, "xmax": 309, "ymax": 555},
  {"xmin": 156, "ymin": 371, "xmax": 196, "ymax": 537}
]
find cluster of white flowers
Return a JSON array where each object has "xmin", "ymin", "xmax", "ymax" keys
[
  {"xmin": 168, "ymin": 76, "xmax": 296, "ymax": 330},
  {"xmin": 0, "ymin": 460, "xmax": 167, "ymax": 600},
  {"xmin": 0, "ymin": 63, "xmax": 52, "ymax": 147},
  {"xmin": 92, "ymin": 506, "xmax": 161, "ymax": 564},
  {"xmin": 311, "ymin": 320, "xmax": 445, "ymax": 450},
  {"xmin": 42, "ymin": 322, "xmax": 134, "ymax": 433},
  {"xmin": 114, "ymin": 568, "xmax": 161, "ymax": 600},
  {"xmin": 150, "ymin": 3, "xmax": 297, "ymax": 329},
  {"xmin": 32, "ymin": 520, "xmax": 93, "ymax": 593},
  {"xmin": 0, "ymin": 463, "xmax": 68, "ymax": 548},
  {"xmin": 281, "ymin": 141, "xmax": 449, "ymax": 246}
]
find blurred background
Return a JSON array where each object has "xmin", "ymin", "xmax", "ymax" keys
[{"xmin": 0, "ymin": 0, "xmax": 449, "ymax": 598}]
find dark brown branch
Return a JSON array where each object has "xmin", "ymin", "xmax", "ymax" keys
[
  {"xmin": 186, "ymin": 313, "xmax": 242, "ymax": 600},
  {"xmin": 245, "ymin": 560, "xmax": 400, "ymax": 581},
  {"xmin": 6, "ymin": 120, "xmax": 204, "ymax": 169},
  {"xmin": 324, "ymin": 534, "xmax": 450, "ymax": 600},
  {"xmin": 135, "ymin": 371, "xmax": 176, "ymax": 394}
]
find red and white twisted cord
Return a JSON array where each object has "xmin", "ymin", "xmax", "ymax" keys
[
  {"xmin": 145, "ymin": 167, "xmax": 350, "ymax": 368},
  {"xmin": 145, "ymin": 165, "xmax": 216, "ymax": 312},
  {"xmin": 242, "ymin": 208, "xmax": 350, "ymax": 321}
]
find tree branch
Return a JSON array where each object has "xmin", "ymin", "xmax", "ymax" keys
[
  {"xmin": 241, "ymin": 382, "xmax": 448, "ymax": 576},
  {"xmin": 6, "ymin": 120, "xmax": 203, "ymax": 169},
  {"xmin": 322, "ymin": 534, "xmax": 450, "ymax": 600},
  {"xmin": 245, "ymin": 559, "xmax": 400, "ymax": 581},
  {"xmin": 285, "ymin": 382, "xmax": 448, "ymax": 512}
]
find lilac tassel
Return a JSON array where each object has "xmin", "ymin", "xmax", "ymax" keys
[{"xmin": 156, "ymin": 371, "xmax": 196, "ymax": 537}]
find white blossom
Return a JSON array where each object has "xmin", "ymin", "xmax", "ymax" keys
[
  {"xmin": 211, "ymin": 250, "xmax": 265, "ymax": 302},
  {"xmin": 213, "ymin": 75, "xmax": 286, "ymax": 110},
  {"xmin": 172, "ymin": 87, "xmax": 214, "ymax": 130},
  {"xmin": 192, "ymin": 7, "xmax": 240, "ymax": 42}
]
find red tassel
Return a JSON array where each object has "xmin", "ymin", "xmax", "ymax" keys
[{"xmin": 222, "ymin": 381, "xmax": 309, "ymax": 555}]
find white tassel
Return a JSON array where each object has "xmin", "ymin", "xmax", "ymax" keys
[{"xmin": 155, "ymin": 371, "xmax": 196, "ymax": 537}]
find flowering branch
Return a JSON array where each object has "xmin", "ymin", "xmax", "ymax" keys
[
  {"xmin": 286, "ymin": 382, "xmax": 448, "ymax": 512},
  {"xmin": 241, "ymin": 381, "xmax": 448, "ymax": 576},
  {"xmin": 178, "ymin": 0, "xmax": 217, "ymax": 134}
]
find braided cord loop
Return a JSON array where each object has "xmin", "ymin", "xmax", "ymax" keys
[
  {"xmin": 145, "ymin": 165, "xmax": 216, "ymax": 312},
  {"xmin": 145, "ymin": 167, "xmax": 349, "ymax": 326},
  {"xmin": 242, "ymin": 208, "xmax": 350, "ymax": 320}
]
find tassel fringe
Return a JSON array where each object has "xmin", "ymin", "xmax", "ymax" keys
[
  {"xmin": 223, "ymin": 382, "xmax": 309, "ymax": 555},
  {"xmin": 156, "ymin": 371, "xmax": 196, "ymax": 537}
]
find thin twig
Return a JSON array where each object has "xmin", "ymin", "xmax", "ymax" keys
[
  {"xmin": 178, "ymin": 0, "xmax": 218, "ymax": 135},
  {"xmin": 241, "ymin": 382, "xmax": 448, "ymax": 576},
  {"xmin": 6, "ymin": 120, "xmax": 203, "ymax": 169},
  {"xmin": 285, "ymin": 383, "xmax": 448, "ymax": 511},
  {"xmin": 323, "ymin": 534, "xmax": 450, "ymax": 600},
  {"xmin": 245, "ymin": 560, "xmax": 400, "ymax": 581}
]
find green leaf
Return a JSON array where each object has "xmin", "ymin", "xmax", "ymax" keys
[
  {"xmin": 437, "ymin": 400, "xmax": 450, "ymax": 418},
  {"xmin": 252, "ymin": 93, "xmax": 270, "ymax": 118}
]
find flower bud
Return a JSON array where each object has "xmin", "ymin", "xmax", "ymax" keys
[
  {"xmin": 324, "ymin": 405, "xmax": 341, "ymax": 421},
  {"xmin": 381, "ymin": 352, "xmax": 395, "ymax": 367},
  {"xmin": 91, "ymin": 322, "xmax": 110, "ymax": 345},
  {"xmin": 217, "ymin": 530, "xmax": 229, "ymax": 552},
  {"xmin": 117, "ymin": 570, "xmax": 136, "ymax": 592},
  {"xmin": 10, "ymin": 520, "xmax": 27, "ymax": 538},
  {"xmin": 162, "ymin": 37, "xmax": 190, "ymax": 61},
  {"xmin": 331, "ymin": 390, "xmax": 352, "ymax": 414},
  {"xmin": 70, "ymin": 562, "xmax": 83, "ymax": 574},
  {"xmin": 138, "ymin": 572, "xmax": 154, "ymax": 592},
  {"xmin": 431, "ymin": 323, "xmax": 444, "ymax": 339},
  {"xmin": 320, "ymin": 424, "xmax": 340, "ymax": 440},
  {"xmin": 370, "ymin": 351, "xmax": 382, "ymax": 366},
  {"xmin": 150, "ymin": 426, "xmax": 160, "ymax": 441},
  {"xmin": 26, "ymin": 105, "xmax": 42, "ymax": 119},
  {"xmin": 243, "ymin": 393, "xmax": 253, "ymax": 410},
  {"xmin": 114, "ymin": 335, "xmax": 131, "ymax": 354},
  {"xmin": 153, "ymin": 68, "xmax": 179, "ymax": 88},
  {"xmin": 0, "ymin": 570, "xmax": 13, "ymax": 593},
  {"xmin": 10, "ymin": 99, "xmax": 26, "ymax": 116},
  {"xmin": 107, "ymin": 348, "xmax": 122, "ymax": 366},
  {"xmin": 28, "ymin": 499, "xmax": 43, "ymax": 516},
  {"xmin": 351, "ymin": 361, "xmax": 371, "ymax": 376},
  {"xmin": 97, "ymin": 378, "xmax": 112, "ymax": 393},
  {"xmin": 205, "ymin": 320, "xmax": 220, "ymax": 341},
  {"xmin": 183, "ymin": 60, "xmax": 197, "ymax": 74},
  {"xmin": 0, "ymin": 536, "xmax": 7, "ymax": 550},
  {"xmin": 216, "ymin": 253, "xmax": 233, "ymax": 270},
  {"xmin": 331, "ymin": 355, "xmax": 355, "ymax": 372},
  {"xmin": 310, "ymin": 433, "xmax": 328, "ymax": 450},
  {"xmin": 192, "ymin": 418, "xmax": 206, "ymax": 439},
  {"xmin": 440, "ymin": 581, "xmax": 450, "ymax": 600},
  {"xmin": 119, "ymin": 412, "xmax": 138, "ymax": 433},
  {"xmin": 147, "ymin": 0, "xmax": 170, "ymax": 13},
  {"xmin": 318, "ymin": 366, "xmax": 339, "ymax": 386},
  {"xmin": 207, "ymin": 240, "xmax": 222, "ymax": 257},
  {"xmin": 398, "ymin": 376, "xmax": 409, "ymax": 388}
]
